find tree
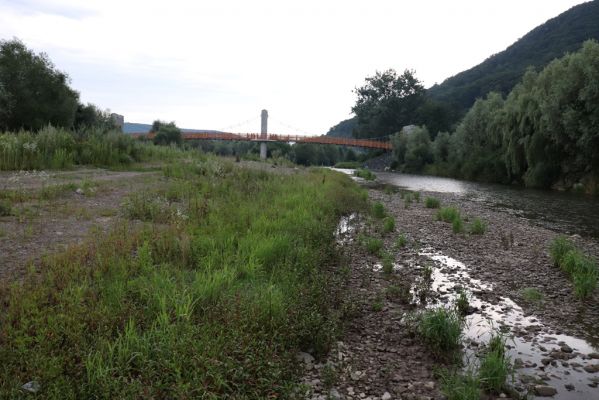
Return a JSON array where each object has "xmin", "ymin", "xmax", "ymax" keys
[
  {"xmin": 74, "ymin": 103, "xmax": 117, "ymax": 132},
  {"xmin": 152, "ymin": 120, "xmax": 182, "ymax": 146},
  {"xmin": 0, "ymin": 38, "xmax": 79, "ymax": 131},
  {"xmin": 352, "ymin": 69, "xmax": 425, "ymax": 138}
]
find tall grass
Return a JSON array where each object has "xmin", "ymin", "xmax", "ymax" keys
[
  {"xmin": 549, "ymin": 236, "xmax": 598, "ymax": 299},
  {"xmin": 425, "ymin": 196, "xmax": 441, "ymax": 208},
  {"xmin": 0, "ymin": 126, "xmax": 192, "ymax": 171},
  {"xmin": 436, "ymin": 206, "xmax": 460, "ymax": 223},
  {"xmin": 417, "ymin": 308, "xmax": 462, "ymax": 357},
  {"xmin": 0, "ymin": 160, "xmax": 366, "ymax": 398}
]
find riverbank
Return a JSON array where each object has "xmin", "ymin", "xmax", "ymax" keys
[
  {"xmin": 0, "ymin": 157, "xmax": 367, "ymax": 398},
  {"xmin": 301, "ymin": 180, "xmax": 599, "ymax": 399}
]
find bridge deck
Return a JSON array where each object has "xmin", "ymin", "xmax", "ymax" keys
[{"xmin": 131, "ymin": 132, "xmax": 392, "ymax": 150}]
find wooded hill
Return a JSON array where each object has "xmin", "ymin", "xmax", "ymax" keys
[{"xmin": 428, "ymin": 1, "xmax": 599, "ymax": 114}]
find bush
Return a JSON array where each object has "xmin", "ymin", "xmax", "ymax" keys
[
  {"xmin": 469, "ymin": 217, "xmax": 487, "ymax": 235},
  {"xmin": 425, "ymin": 197, "xmax": 440, "ymax": 208},
  {"xmin": 417, "ymin": 308, "xmax": 462, "ymax": 356}
]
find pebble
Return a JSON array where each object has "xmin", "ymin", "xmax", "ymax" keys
[
  {"xmin": 21, "ymin": 381, "xmax": 40, "ymax": 393},
  {"xmin": 381, "ymin": 392, "xmax": 392, "ymax": 400},
  {"xmin": 534, "ymin": 385, "xmax": 557, "ymax": 397}
]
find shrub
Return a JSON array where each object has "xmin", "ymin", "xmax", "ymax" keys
[
  {"xmin": 425, "ymin": 197, "xmax": 440, "ymax": 208},
  {"xmin": 469, "ymin": 218, "xmax": 486, "ymax": 235},
  {"xmin": 418, "ymin": 308, "xmax": 462, "ymax": 356},
  {"xmin": 372, "ymin": 202, "xmax": 386, "ymax": 218},
  {"xmin": 383, "ymin": 216, "xmax": 395, "ymax": 233},
  {"xmin": 436, "ymin": 206, "xmax": 460, "ymax": 223}
]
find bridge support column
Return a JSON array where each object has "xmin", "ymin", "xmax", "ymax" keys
[{"xmin": 260, "ymin": 109, "xmax": 268, "ymax": 160}]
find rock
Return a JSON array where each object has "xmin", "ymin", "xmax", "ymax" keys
[
  {"xmin": 382, "ymin": 392, "xmax": 392, "ymax": 400},
  {"xmin": 589, "ymin": 353, "xmax": 599, "ymax": 359},
  {"xmin": 329, "ymin": 388, "xmax": 343, "ymax": 399},
  {"xmin": 565, "ymin": 383, "xmax": 575, "ymax": 391},
  {"xmin": 297, "ymin": 352, "xmax": 315, "ymax": 364},
  {"xmin": 75, "ymin": 188, "xmax": 84, "ymax": 195},
  {"xmin": 561, "ymin": 344, "xmax": 573, "ymax": 353},
  {"xmin": 351, "ymin": 370, "xmax": 363, "ymax": 381},
  {"xmin": 21, "ymin": 381, "xmax": 41, "ymax": 393},
  {"xmin": 534, "ymin": 385, "xmax": 557, "ymax": 397},
  {"xmin": 583, "ymin": 364, "xmax": 599, "ymax": 373},
  {"xmin": 424, "ymin": 381, "xmax": 435, "ymax": 390}
]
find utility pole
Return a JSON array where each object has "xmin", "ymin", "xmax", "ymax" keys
[{"xmin": 260, "ymin": 109, "xmax": 268, "ymax": 160}]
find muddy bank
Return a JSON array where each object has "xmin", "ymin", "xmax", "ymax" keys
[{"xmin": 300, "ymin": 182, "xmax": 599, "ymax": 399}]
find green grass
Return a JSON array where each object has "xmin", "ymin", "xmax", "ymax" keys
[
  {"xmin": 372, "ymin": 201, "xmax": 386, "ymax": 218},
  {"xmin": 404, "ymin": 193, "xmax": 413, "ymax": 208},
  {"xmin": 381, "ymin": 252, "xmax": 394, "ymax": 275},
  {"xmin": 0, "ymin": 199, "xmax": 12, "ymax": 216},
  {"xmin": 386, "ymin": 282, "xmax": 411, "ymax": 304},
  {"xmin": 436, "ymin": 206, "xmax": 460, "ymax": 223},
  {"xmin": 417, "ymin": 308, "xmax": 462, "ymax": 357},
  {"xmin": 452, "ymin": 215, "xmax": 464, "ymax": 234},
  {"xmin": 353, "ymin": 168, "xmax": 376, "ymax": 181},
  {"xmin": 364, "ymin": 237, "xmax": 384, "ymax": 256},
  {"xmin": 424, "ymin": 197, "xmax": 441, "ymax": 208},
  {"xmin": 521, "ymin": 287, "xmax": 543, "ymax": 303},
  {"xmin": 395, "ymin": 233, "xmax": 407, "ymax": 248},
  {"xmin": 456, "ymin": 290, "xmax": 469, "ymax": 315},
  {"xmin": 469, "ymin": 217, "xmax": 487, "ymax": 235},
  {"xmin": 549, "ymin": 236, "xmax": 598, "ymax": 299},
  {"xmin": 478, "ymin": 335, "xmax": 510, "ymax": 393},
  {"xmin": 413, "ymin": 192, "xmax": 420, "ymax": 202},
  {"xmin": 439, "ymin": 369, "xmax": 480, "ymax": 400},
  {"xmin": 383, "ymin": 216, "xmax": 395, "ymax": 233},
  {"xmin": 0, "ymin": 159, "xmax": 367, "ymax": 399}
]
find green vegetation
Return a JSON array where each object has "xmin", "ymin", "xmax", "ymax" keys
[
  {"xmin": 436, "ymin": 206, "xmax": 460, "ymax": 223},
  {"xmin": 386, "ymin": 282, "xmax": 411, "ymax": 304},
  {"xmin": 455, "ymin": 290, "xmax": 469, "ymax": 315},
  {"xmin": 417, "ymin": 308, "xmax": 462, "ymax": 357},
  {"xmin": 333, "ymin": 161, "xmax": 362, "ymax": 169},
  {"xmin": 381, "ymin": 252, "xmax": 394, "ymax": 275},
  {"xmin": 404, "ymin": 193, "xmax": 413, "ymax": 208},
  {"xmin": 549, "ymin": 236, "xmax": 598, "ymax": 299},
  {"xmin": 425, "ymin": 196, "xmax": 440, "ymax": 208},
  {"xmin": 387, "ymin": 40, "xmax": 599, "ymax": 193},
  {"xmin": 0, "ymin": 160, "xmax": 366, "ymax": 398},
  {"xmin": 429, "ymin": 1, "xmax": 599, "ymax": 117},
  {"xmin": 521, "ymin": 287, "xmax": 544, "ymax": 304},
  {"xmin": 469, "ymin": 217, "xmax": 487, "ymax": 235},
  {"xmin": 478, "ymin": 335, "xmax": 511, "ymax": 393},
  {"xmin": 151, "ymin": 120, "xmax": 182, "ymax": 146},
  {"xmin": 354, "ymin": 168, "xmax": 376, "ymax": 181},
  {"xmin": 395, "ymin": 233, "xmax": 407, "ymax": 248},
  {"xmin": 371, "ymin": 201, "xmax": 386, "ymax": 218},
  {"xmin": 452, "ymin": 216, "xmax": 464, "ymax": 234},
  {"xmin": 382, "ymin": 216, "xmax": 395, "ymax": 233},
  {"xmin": 364, "ymin": 237, "xmax": 384, "ymax": 256},
  {"xmin": 439, "ymin": 369, "xmax": 480, "ymax": 400}
]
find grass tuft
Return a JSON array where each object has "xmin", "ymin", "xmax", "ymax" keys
[
  {"xmin": 372, "ymin": 201, "xmax": 386, "ymax": 218},
  {"xmin": 383, "ymin": 216, "xmax": 395, "ymax": 233},
  {"xmin": 452, "ymin": 215, "xmax": 464, "ymax": 234},
  {"xmin": 469, "ymin": 217, "xmax": 487, "ymax": 235},
  {"xmin": 436, "ymin": 206, "xmax": 460, "ymax": 223},
  {"xmin": 417, "ymin": 307, "xmax": 462, "ymax": 356},
  {"xmin": 354, "ymin": 168, "xmax": 376, "ymax": 181},
  {"xmin": 424, "ymin": 197, "xmax": 441, "ymax": 208}
]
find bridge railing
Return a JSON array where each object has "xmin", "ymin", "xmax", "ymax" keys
[{"xmin": 130, "ymin": 132, "xmax": 393, "ymax": 150}]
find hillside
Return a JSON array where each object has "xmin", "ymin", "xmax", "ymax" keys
[
  {"xmin": 428, "ymin": 0, "xmax": 599, "ymax": 113},
  {"xmin": 325, "ymin": 117, "xmax": 356, "ymax": 137}
]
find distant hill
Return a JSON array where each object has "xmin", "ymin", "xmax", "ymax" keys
[
  {"xmin": 325, "ymin": 117, "xmax": 356, "ymax": 137},
  {"xmin": 123, "ymin": 122, "xmax": 221, "ymax": 134},
  {"xmin": 428, "ymin": 0, "xmax": 599, "ymax": 113}
]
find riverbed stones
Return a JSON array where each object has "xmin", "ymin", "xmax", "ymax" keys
[
  {"xmin": 534, "ymin": 385, "xmax": 557, "ymax": 396},
  {"xmin": 583, "ymin": 364, "xmax": 599, "ymax": 373}
]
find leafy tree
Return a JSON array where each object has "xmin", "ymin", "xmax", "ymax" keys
[
  {"xmin": 352, "ymin": 69, "xmax": 425, "ymax": 138},
  {"xmin": 152, "ymin": 120, "xmax": 182, "ymax": 146},
  {"xmin": 433, "ymin": 131, "xmax": 451, "ymax": 163},
  {"xmin": 74, "ymin": 103, "xmax": 117, "ymax": 132},
  {"xmin": 404, "ymin": 126, "xmax": 433, "ymax": 172},
  {"xmin": 0, "ymin": 38, "xmax": 79, "ymax": 131}
]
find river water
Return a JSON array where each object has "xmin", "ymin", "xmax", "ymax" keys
[{"xmin": 372, "ymin": 171, "xmax": 599, "ymax": 239}]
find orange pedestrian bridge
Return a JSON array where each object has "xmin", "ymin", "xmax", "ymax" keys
[{"xmin": 131, "ymin": 132, "xmax": 393, "ymax": 151}]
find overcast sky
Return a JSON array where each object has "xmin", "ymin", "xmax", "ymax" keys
[{"xmin": 0, "ymin": 0, "xmax": 590, "ymax": 134}]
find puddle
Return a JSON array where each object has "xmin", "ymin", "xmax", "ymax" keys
[
  {"xmin": 417, "ymin": 249, "xmax": 599, "ymax": 399},
  {"xmin": 335, "ymin": 213, "xmax": 358, "ymax": 244}
]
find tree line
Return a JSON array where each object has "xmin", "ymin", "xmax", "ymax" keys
[{"xmin": 385, "ymin": 40, "xmax": 599, "ymax": 193}]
